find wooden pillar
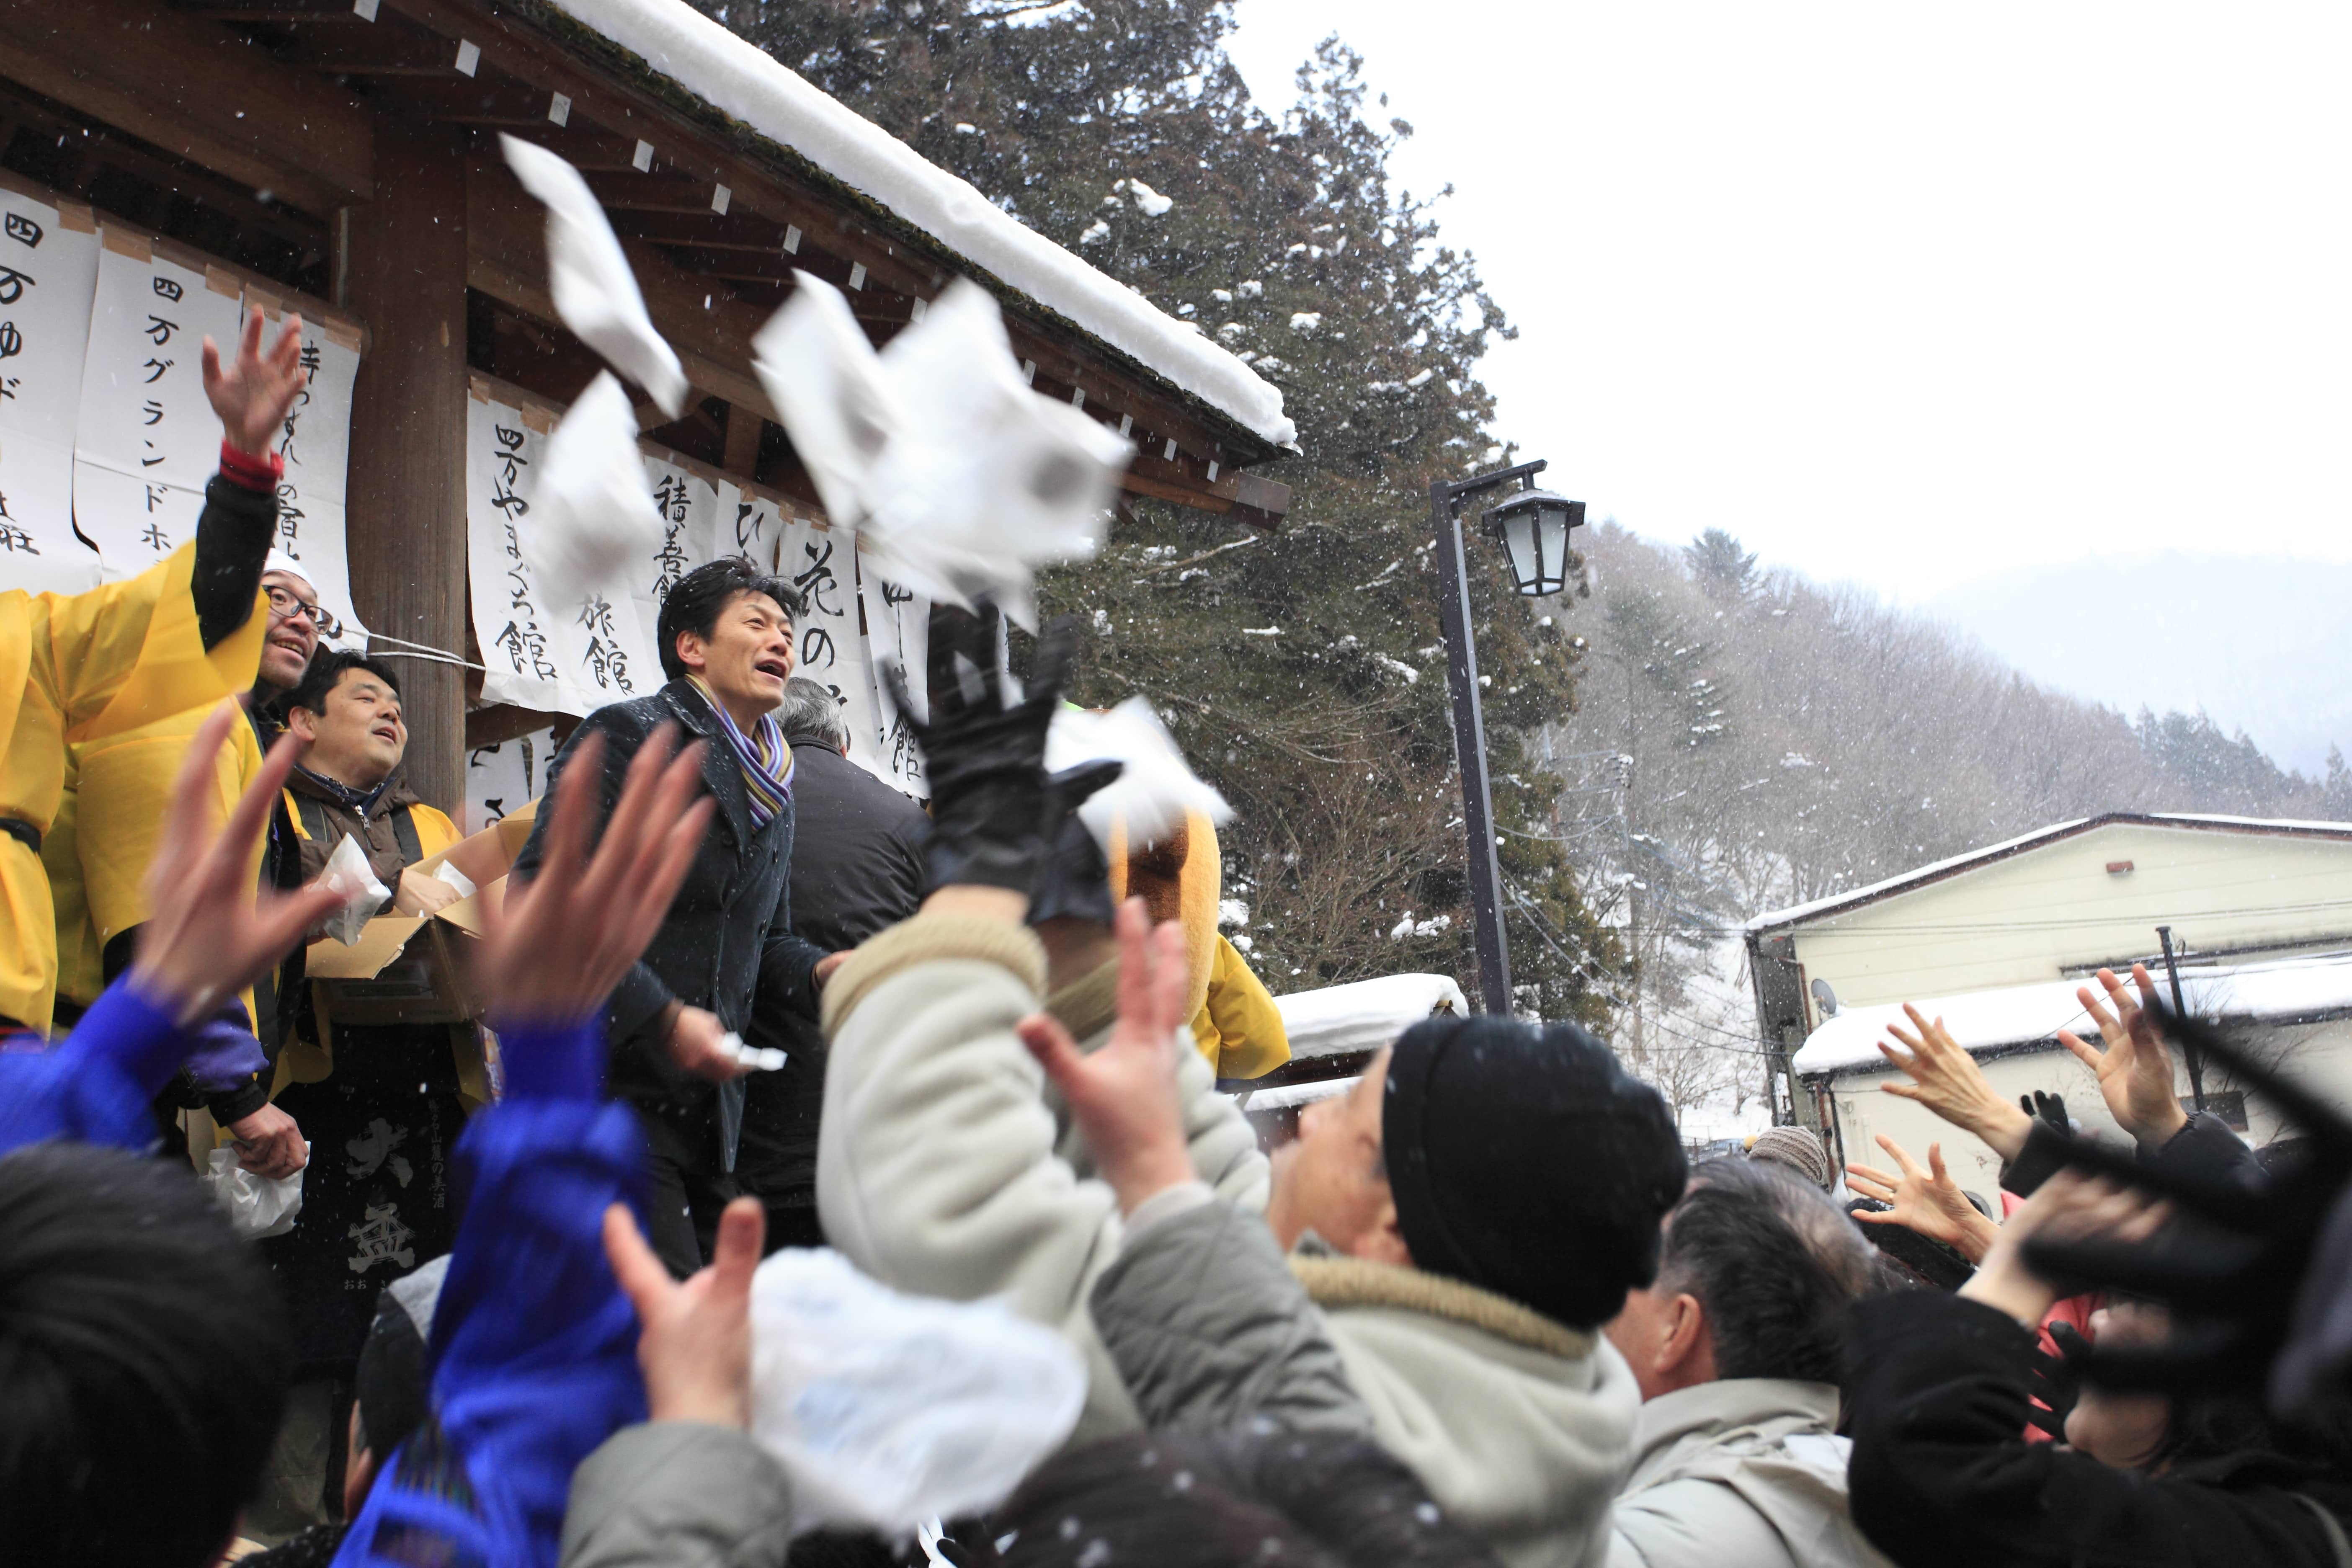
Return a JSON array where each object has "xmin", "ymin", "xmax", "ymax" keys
[{"xmin": 343, "ymin": 119, "xmax": 469, "ymax": 813}]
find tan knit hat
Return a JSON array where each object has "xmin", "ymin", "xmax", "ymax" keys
[{"xmin": 1747, "ymin": 1125, "xmax": 1833, "ymax": 1191}]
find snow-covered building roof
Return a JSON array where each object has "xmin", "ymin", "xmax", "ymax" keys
[
  {"xmin": 544, "ymin": 0, "xmax": 1294, "ymax": 449},
  {"xmin": 1792, "ymin": 950, "xmax": 2352, "ymax": 1077},
  {"xmin": 1233, "ymin": 1075, "xmax": 1361, "ymax": 1113},
  {"xmin": 1748, "ymin": 813, "xmax": 2352, "ymax": 935},
  {"xmin": 1274, "ymin": 973, "xmax": 1469, "ymax": 1061}
]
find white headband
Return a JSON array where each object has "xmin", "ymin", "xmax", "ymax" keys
[{"xmin": 261, "ymin": 550, "xmax": 316, "ymax": 591}]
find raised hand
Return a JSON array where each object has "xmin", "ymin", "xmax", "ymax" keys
[
  {"xmin": 885, "ymin": 602, "xmax": 1087, "ymax": 896},
  {"xmin": 475, "ymin": 725, "xmax": 712, "ymax": 1025},
  {"xmin": 2058, "ymin": 965, "xmax": 2189, "ymax": 1151},
  {"xmin": 603, "ymin": 1197, "xmax": 765, "ymax": 1427},
  {"xmin": 130, "ymin": 702, "xmax": 347, "ymax": 1026},
  {"xmin": 1016, "ymin": 898, "xmax": 1194, "ymax": 1214},
  {"xmin": 202, "ymin": 309, "xmax": 309, "ymax": 459},
  {"xmin": 1846, "ymin": 1132, "xmax": 2002, "ymax": 1264},
  {"xmin": 1876, "ymin": 1003, "xmax": 2035, "ymax": 1161}
]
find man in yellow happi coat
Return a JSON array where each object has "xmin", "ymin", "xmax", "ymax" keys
[{"xmin": 1, "ymin": 310, "xmax": 310, "ymax": 1043}]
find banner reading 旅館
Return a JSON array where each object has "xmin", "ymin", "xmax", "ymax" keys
[{"xmin": 462, "ymin": 379, "xmax": 925, "ymax": 796}]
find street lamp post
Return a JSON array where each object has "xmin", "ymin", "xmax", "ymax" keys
[{"xmin": 1430, "ymin": 459, "xmax": 1586, "ymax": 1015}]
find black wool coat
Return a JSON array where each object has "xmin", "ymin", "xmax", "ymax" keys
[
  {"xmin": 513, "ymin": 678, "xmax": 827, "ymax": 1173},
  {"xmin": 736, "ymin": 736, "xmax": 928, "ymax": 1212}
]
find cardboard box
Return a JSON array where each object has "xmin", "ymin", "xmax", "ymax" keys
[{"xmin": 304, "ymin": 799, "xmax": 534, "ymax": 1026}]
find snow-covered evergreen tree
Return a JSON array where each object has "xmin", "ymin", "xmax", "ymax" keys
[{"xmin": 695, "ymin": 1, "xmax": 1625, "ymax": 1021}]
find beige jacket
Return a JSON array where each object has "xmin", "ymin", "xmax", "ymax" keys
[
  {"xmin": 815, "ymin": 912, "xmax": 1269, "ymax": 1444},
  {"xmin": 1293, "ymin": 1251, "xmax": 1642, "ymax": 1568},
  {"xmin": 1605, "ymin": 1380, "xmax": 1893, "ymax": 1568}
]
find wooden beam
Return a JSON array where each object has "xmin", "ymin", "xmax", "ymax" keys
[
  {"xmin": 464, "ymin": 703, "xmax": 562, "ymax": 751},
  {"xmin": 466, "ymin": 150, "xmax": 783, "ymax": 419},
  {"xmin": 380, "ymin": 0, "xmax": 1281, "ymax": 470},
  {"xmin": 346, "ymin": 117, "xmax": 470, "ymax": 812},
  {"xmin": 722, "ymin": 402, "xmax": 763, "ymax": 480},
  {"xmin": 0, "ymin": 0, "xmax": 373, "ymax": 214}
]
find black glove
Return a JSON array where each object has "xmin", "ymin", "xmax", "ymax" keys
[
  {"xmin": 2022, "ymin": 1090, "xmax": 2072, "ymax": 1134},
  {"xmin": 1029, "ymin": 779, "xmax": 1119, "ymax": 926},
  {"xmin": 2026, "ymin": 1319, "xmax": 2088, "ymax": 1436},
  {"xmin": 887, "ymin": 603, "xmax": 1115, "ymax": 897}
]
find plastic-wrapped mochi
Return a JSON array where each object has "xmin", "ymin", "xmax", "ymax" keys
[{"xmin": 747, "ymin": 1247, "xmax": 1086, "ymax": 1535}]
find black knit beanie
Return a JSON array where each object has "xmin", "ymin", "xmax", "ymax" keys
[{"xmin": 1383, "ymin": 1015, "xmax": 1688, "ymax": 1330}]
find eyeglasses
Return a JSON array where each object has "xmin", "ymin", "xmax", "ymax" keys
[{"xmin": 264, "ymin": 585, "xmax": 344, "ymax": 641}]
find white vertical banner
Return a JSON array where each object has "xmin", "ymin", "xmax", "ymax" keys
[
  {"xmin": 720, "ymin": 480, "xmax": 786, "ymax": 575},
  {"xmin": 72, "ymin": 232, "xmax": 240, "ymax": 578},
  {"xmin": 645, "ymin": 456, "xmax": 726, "ymax": 598},
  {"xmin": 858, "ymin": 543, "xmax": 929, "ymax": 797},
  {"xmin": 243, "ymin": 292, "xmax": 368, "ymax": 648},
  {"xmin": 466, "ymin": 387, "xmax": 662, "ymax": 717},
  {"xmin": 465, "ymin": 725, "xmax": 553, "ymax": 832},
  {"xmin": 640, "ymin": 454, "xmax": 724, "ymax": 673},
  {"xmin": 464, "ymin": 391, "xmax": 570, "ymax": 712},
  {"xmin": 776, "ymin": 510, "xmax": 886, "ymax": 782},
  {"xmin": 0, "ymin": 185, "xmax": 102, "ymax": 594}
]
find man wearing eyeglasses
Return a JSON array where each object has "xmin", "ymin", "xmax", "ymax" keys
[
  {"xmin": 4, "ymin": 309, "xmax": 304, "ymax": 1042},
  {"xmin": 45, "ymin": 327, "xmax": 325, "ymax": 1184},
  {"xmin": 57, "ymin": 553, "xmax": 337, "ymax": 1183}
]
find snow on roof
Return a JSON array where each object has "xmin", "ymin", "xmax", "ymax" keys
[
  {"xmin": 1792, "ymin": 950, "xmax": 2352, "ymax": 1076},
  {"xmin": 1230, "ymin": 1075, "xmax": 1359, "ymax": 1113},
  {"xmin": 1746, "ymin": 812, "xmax": 2352, "ymax": 935},
  {"xmin": 1274, "ymin": 973, "xmax": 1469, "ymax": 1061},
  {"xmin": 548, "ymin": 0, "xmax": 1296, "ymax": 449}
]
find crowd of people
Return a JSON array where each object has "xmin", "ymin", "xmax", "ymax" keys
[{"xmin": 5, "ymin": 315, "xmax": 2352, "ymax": 1568}]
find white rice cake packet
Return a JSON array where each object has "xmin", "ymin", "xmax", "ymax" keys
[
  {"xmin": 316, "ymin": 832, "xmax": 389, "ymax": 945},
  {"xmin": 749, "ymin": 1247, "xmax": 1085, "ymax": 1535}
]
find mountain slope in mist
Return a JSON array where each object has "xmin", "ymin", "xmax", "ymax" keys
[{"xmin": 1929, "ymin": 553, "xmax": 2352, "ymax": 775}]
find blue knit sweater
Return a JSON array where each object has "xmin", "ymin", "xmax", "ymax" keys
[{"xmin": 330, "ymin": 1016, "xmax": 649, "ymax": 1568}]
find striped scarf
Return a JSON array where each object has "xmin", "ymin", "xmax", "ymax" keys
[{"xmin": 689, "ymin": 677, "xmax": 794, "ymax": 829}]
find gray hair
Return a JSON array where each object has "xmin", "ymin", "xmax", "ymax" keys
[{"xmin": 777, "ymin": 676, "xmax": 848, "ymax": 751}]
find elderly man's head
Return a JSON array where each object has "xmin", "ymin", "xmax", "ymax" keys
[
  {"xmin": 1266, "ymin": 1016, "xmax": 1688, "ymax": 1331},
  {"xmin": 776, "ymin": 676, "xmax": 851, "ymax": 756},
  {"xmin": 1604, "ymin": 1157, "xmax": 1876, "ymax": 1402}
]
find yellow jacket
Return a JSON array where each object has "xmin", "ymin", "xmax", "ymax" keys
[
  {"xmin": 40, "ymin": 750, "xmax": 103, "ymax": 1014},
  {"xmin": 0, "ymin": 549, "xmax": 264, "ymax": 1031},
  {"xmin": 1189, "ymin": 933, "xmax": 1291, "ymax": 1080}
]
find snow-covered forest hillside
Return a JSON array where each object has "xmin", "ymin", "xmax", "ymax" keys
[{"xmin": 1548, "ymin": 523, "xmax": 2352, "ymax": 1135}]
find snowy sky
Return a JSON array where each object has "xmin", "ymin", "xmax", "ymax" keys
[{"xmin": 1222, "ymin": 2, "xmax": 2352, "ymax": 605}]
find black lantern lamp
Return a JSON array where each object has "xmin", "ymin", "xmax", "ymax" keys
[
  {"xmin": 1484, "ymin": 485, "xmax": 1586, "ymax": 598},
  {"xmin": 1426, "ymin": 457, "xmax": 1585, "ymax": 1016}
]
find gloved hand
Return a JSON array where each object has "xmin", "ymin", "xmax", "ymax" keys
[
  {"xmin": 886, "ymin": 603, "xmax": 1119, "ymax": 896},
  {"xmin": 2021, "ymin": 1089, "xmax": 2073, "ymax": 1134},
  {"xmin": 1029, "ymin": 800, "xmax": 1117, "ymax": 926}
]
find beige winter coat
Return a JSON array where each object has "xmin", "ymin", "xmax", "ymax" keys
[
  {"xmin": 1294, "ymin": 1249, "xmax": 1643, "ymax": 1568},
  {"xmin": 815, "ymin": 911, "xmax": 1269, "ymax": 1444},
  {"xmin": 1605, "ymin": 1379, "xmax": 1893, "ymax": 1568}
]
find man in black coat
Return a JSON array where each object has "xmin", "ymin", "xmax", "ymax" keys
[
  {"xmin": 512, "ymin": 557, "xmax": 841, "ymax": 1276},
  {"xmin": 735, "ymin": 676, "xmax": 928, "ymax": 1250}
]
